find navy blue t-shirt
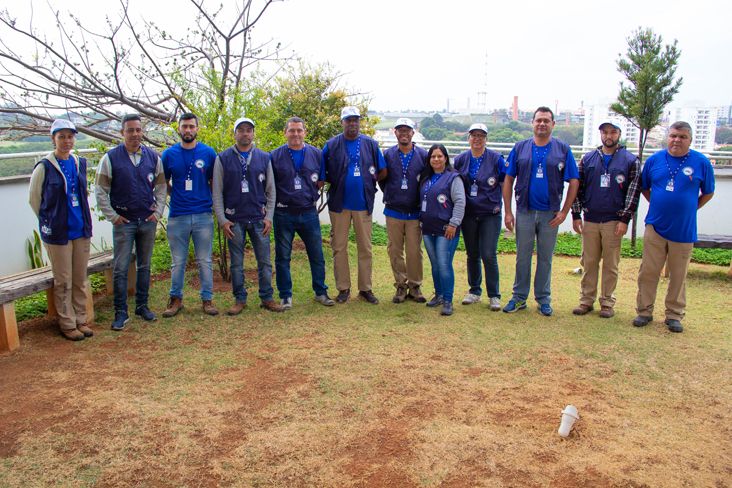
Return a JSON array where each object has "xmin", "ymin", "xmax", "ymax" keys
[
  {"xmin": 642, "ymin": 149, "xmax": 715, "ymax": 243},
  {"xmin": 320, "ymin": 138, "xmax": 386, "ymax": 212},
  {"xmin": 162, "ymin": 142, "xmax": 216, "ymax": 218},
  {"xmin": 57, "ymin": 157, "xmax": 85, "ymax": 240}
]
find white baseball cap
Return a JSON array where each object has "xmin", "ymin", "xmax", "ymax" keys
[
  {"xmin": 50, "ymin": 119, "xmax": 78, "ymax": 135},
  {"xmin": 468, "ymin": 123, "xmax": 488, "ymax": 134},
  {"xmin": 234, "ymin": 117, "xmax": 255, "ymax": 131},
  {"xmin": 340, "ymin": 106, "xmax": 361, "ymax": 120},
  {"xmin": 394, "ymin": 118, "xmax": 415, "ymax": 130}
]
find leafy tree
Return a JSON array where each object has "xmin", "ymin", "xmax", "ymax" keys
[
  {"xmin": 489, "ymin": 128, "xmax": 523, "ymax": 143},
  {"xmin": 611, "ymin": 27, "xmax": 683, "ymax": 246},
  {"xmin": 715, "ymin": 126, "xmax": 732, "ymax": 145},
  {"xmin": 552, "ymin": 126, "xmax": 583, "ymax": 146}
]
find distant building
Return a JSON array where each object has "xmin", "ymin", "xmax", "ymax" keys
[
  {"xmin": 583, "ymin": 104, "xmax": 639, "ymax": 148},
  {"xmin": 666, "ymin": 106, "xmax": 717, "ymax": 152},
  {"xmin": 716, "ymin": 105, "xmax": 731, "ymax": 125}
]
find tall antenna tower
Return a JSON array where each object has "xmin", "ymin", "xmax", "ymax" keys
[{"xmin": 477, "ymin": 52, "xmax": 489, "ymax": 113}]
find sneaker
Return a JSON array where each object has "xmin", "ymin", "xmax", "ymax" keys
[
  {"xmin": 572, "ymin": 304, "xmax": 594, "ymax": 315},
  {"xmin": 315, "ymin": 294, "xmax": 335, "ymax": 307},
  {"xmin": 359, "ymin": 290, "xmax": 379, "ymax": 305},
  {"xmin": 111, "ymin": 311, "xmax": 129, "ymax": 331},
  {"xmin": 76, "ymin": 323, "xmax": 94, "ymax": 337},
  {"xmin": 599, "ymin": 306, "xmax": 615, "ymax": 319},
  {"xmin": 202, "ymin": 300, "xmax": 219, "ymax": 316},
  {"xmin": 461, "ymin": 293, "xmax": 481, "ymax": 305},
  {"xmin": 227, "ymin": 302, "xmax": 247, "ymax": 316},
  {"xmin": 61, "ymin": 328, "xmax": 85, "ymax": 341},
  {"xmin": 502, "ymin": 299, "xmax": 527, "ymax": 313},
  {"xmin": 538, "ymin": 303, "xmax": 553, "ymax": 316},
  {"xmin": 407, "ymin": 286, "xmax": 427, "ymax": 303},
  {"xmin": 426, "ymin": 295, "xmax": 443, "ymax": 307},
  {"xmin": 336, "ymin": 289, "xmax": 350, "ymax": 304},
  {"xmin": 162, "ymin": 297, "xmax": 184, "ymax": 318},
  {"xmin": 665, "ymin": 318, "xmax": 684, "ymax": 333},
  {"xmin": 440, "ymin": 301, "xmax": 453, "ymax": 316},
  {"xmin": 392, "ymin": 285, "xmax": 408, "ymax": 304},
  {"xmin": 281, "ymin": 297, "xmax": 293, "ymax": 310},
  {"xmin": 260, "ymin": 300, "xmax": 285, "ymax": 313},
  {"xmin": 135, "ymin": 305, "xmax": 157, "ymax": 322},
  {"xmin": 632, "ymin": 315, "xmax": 652, "ymax": 327},
  {"xmin": 489, "ymin": 297, "xmax": 501, "ymax": 312}
]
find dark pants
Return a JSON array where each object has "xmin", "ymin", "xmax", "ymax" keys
[
  {"xmin": 462, "ymin": 213, "xmax": 502, "ymax": 298},
  {"xmin": 274, "ymin": 209, "xmax": 328, "ymax": 299},
  {"xmin": 112, "ymin": 219, "xmax": 157, "ymax": 313}
]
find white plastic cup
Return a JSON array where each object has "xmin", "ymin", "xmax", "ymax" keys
[{"xmin": 558, "ymin": 405, "xmax": 579, "ymax": 438}]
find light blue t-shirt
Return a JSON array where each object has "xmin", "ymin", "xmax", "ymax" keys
[{"xmin": 162, "ymin": 142, "xmax": 216, "ymax": 218}]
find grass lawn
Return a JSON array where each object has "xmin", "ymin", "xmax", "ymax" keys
[{"xmin": 0, "ymin": 240, "xmax": 730, "ymax": 487}]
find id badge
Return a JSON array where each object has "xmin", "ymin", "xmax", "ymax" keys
[
  {"xmin": 665, "ymin": 179, "xmax": 674, "ymax": 192},
  {"xmin": 185, "ymin": 179, "xmax": 193, "ymax": 191},
  {"xmin": 71, "ymin": 194, "xmax": 80, "ymax": 207},
  {"xmin": 241, "ymin": 179, "xmax": 249, "ymax": 193},
  {"xmin": 600, "ymin": 174, "xmax": 610, "ymax": 188},
  {"xmin": 294, "ymin": 176, "xmax": 302, "ymax": 190},
  {"xmin": 536, "ymin": 167, "xmax": 544, "ymax": 179},
  {"xmin": 470, "ymin": 183, "xmax": 478, "ymax": 197},
  {"xmin": 353, "ymin": 165, "xmax": 361, "ymax": 177},
  {"xmin": 421, "ymin": 198, "xmax": 427, "ymax": 212},
  {"xmin": 401, "ymin": 178, "xmax": 408, "ymax": 190}
]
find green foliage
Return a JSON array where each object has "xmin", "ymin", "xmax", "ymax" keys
[
  {"xmin": 15, "ymin": 292, "xmax": 48, "ymax": 322},
  {"xmin": 551, "ymin": 126, "xmax": 584, "ymax": 146},
  {"xmin": 715, "ymin": 127, "xmax": 732, "ymax": 145},
  {"xmin": 26, "ymin": 230, "xmax": 45, "ymax": 269},
  {"xmin": 489, "ymin": 127, "xmax": 524, "ymax": 143}
]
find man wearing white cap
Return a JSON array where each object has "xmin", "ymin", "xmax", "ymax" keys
[
  {"xmin": 381, "ymin": 118, "xmax": 428, "ymax": 303},
  {"xmin": 321, "ymin": 106, "xmax": 387, "ymax": 304},
  {"xmin": 212, "ymin": 117, "xmax": 283, "ymax": 314},
  {"xmin": 571, "ymin": 122, "xmax": 641, "ymax": 318},
  {"xmin": 454, "ymin": 123, "xmax": 506, "ymax": 311}
]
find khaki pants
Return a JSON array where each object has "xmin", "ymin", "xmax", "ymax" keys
[
  {"xmin": 44, "ymin": 238, "xmax": 91, "ymax": 331},
  {"xmin": 385, "ymin": 216, "xmax": 423, "ymax": 289},
  {"xmin": 636, "ymin": 225, "xmax": 693, "ymax": 321},
  {"xmin": 329, "ymin": 210, "xmax": 373, "ymax": 292},
  {"xmin": 579, "ymin": 221, "xmax": 622, "ymax": 308}
]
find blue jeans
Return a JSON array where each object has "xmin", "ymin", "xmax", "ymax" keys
[
  {"xmin": 273, "ymin": 209, "xmax": 328, "ymax": 298},
  {"xmin": 167, "ymin": 213, "xmax": 214, "ymax": 301},
  {"xmin": 512, "ymin": 209, "xmax": 559, "ymax": 305},
  {"xmin": 423, "ymin": 231, "xmax": 461, "ymax": 303},
  {"xmin": 112, "ymin": 218, "xmax": 157, "ymax": 313},
  {"xmin": 462, "ymin": 213, "xmax": 502, "ymax": 298},
  {"xmin": 228, "ymin": 220, "xmax": 273, "ymax": 303}
]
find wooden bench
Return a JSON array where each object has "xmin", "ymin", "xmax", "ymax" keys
[
  {"xmin": 695, "ymin": 234, "xmax": 732, "ymax": 277},
  {"xmin": 0, "ymin": 250, "xmax": 136, "ymax": 352}
]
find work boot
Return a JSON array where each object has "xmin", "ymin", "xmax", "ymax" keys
[
  {"xmin": 61, "ymin": 328, "xmax": 85, "ymax": 341},
  {"xmin": 572, "ymin": 304, "xmax": 594, "ymax": 315},
  {"xmin": 336, "ymin": 289, "xmax": 350, "ymax": 304},
  {"xmin": 440, "ymin": 301, "xmax": 454, "ymax": 316},
  {"xmin": 359, "ymin": 290, "xmax": 379, "ymax": 305},
  {"xmin": 392, "ymin": 285, "xmax": 408, "ymax": 304},
  {"xmin": 227, "ymin": 302, "xmax": 247, "ymax": 316},
  {"xmin": 202, "ymin": 300, "xmax": 219, "ymax": 316},
  {"xmin": 599, "ymin": 306, "xmax": 615, "ymax": 318},
  {"xmin": 407, "ymin": 286, "xmax": 427, "ymax": 303},
  {"xmin": 162, "ymin": 297, "xmax": 184, "ymax": 318},
  {"xmin": 260, "ymin": 300, "xmax": 285, "ymax": 312},
  {"xmin": 76, "ymin": 323, "xmax": 94, "ymax": 337}
]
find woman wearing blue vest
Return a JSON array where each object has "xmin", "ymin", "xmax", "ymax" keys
[
  {"xmin": 29, "ymin": 120, "xmax": 94, "ymax": 341},
  {"xmin": 420, "ymin": 144, "xmax": 466, "ymax": 316}
]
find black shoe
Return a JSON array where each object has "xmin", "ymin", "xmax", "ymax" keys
[
  {"xmin": 440, "ymin": 302, "xmax": 453, "ymax": 316},
  {"xmin": 632, "ymin": 315, "xmax": 652, "ymax": 327},
  {"xmin": 336, "ymin": 289, "xmax": 350, "ymax": 304},
  {"xmin": 135, "ymin": 305, "xmax": 157, "ymax": 322},
  {"xmin": 665, "ymin": 319, "xmax": 684, "ymax": 333},
  {"xmin": 359, "ymin": 290, "xmax": 379, "ymax": 304},
  {"xmin": 426, "ymin": 295, "xmax": 443, "ymax": 307}
]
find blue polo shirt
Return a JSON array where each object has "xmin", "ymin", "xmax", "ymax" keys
[
  {"xmin": 57, "ymin": 156, "xmax": 85, "ymax": 240},
  {"xmin": 162, "ymin": 142, "xmax": 216, "ymax": 218},
  {"xmin": 642, "ymin": 149, "xmax": 715, "ymax": 243},
  {"xmin": 320, "ymin": 139, "xmax": 386, "ymax": 212}
]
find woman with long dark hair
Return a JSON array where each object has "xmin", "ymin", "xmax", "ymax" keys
[{"xmin": 419, "ymin": 144, "xmax": 466, "ymax": 315}]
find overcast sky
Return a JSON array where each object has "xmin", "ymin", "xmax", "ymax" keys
[{"xmin": 6, "ymin": 0, "xmax": 732, "ymax": 112}]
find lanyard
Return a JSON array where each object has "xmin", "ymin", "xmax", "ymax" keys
[
  {"xmin": 469, "ymin": 153, "xmax": 485, "ymax": 183},
  {"xmin": 59, "ymin": 157, "xmax": 77, "ymax": 195},
  {"xmin": 423, "ymin": 172, "xmax": 443, "ymax": 195},
  {"xmin": 348, "ymin": 137, "xmax": 361, "ymax": 168},
  {"xmin": 664, "ymin": 152, "xmax": 687, "ymax": 182},
  {"xmin": 398, "ymin": 147, "xmax": 414, "ymax": 179},
  {"xmin": 183, "ymin": 146, "xmax": 197, "ymax": 180},
  {"xmin": 532, "ymin": 142, "xmax": 550, "ymax": 168},
  {"xmin": 288, "ymin": 148, "xmax": 304, "ymax": 172},
  {"xmin": 239, "ymin": 151, "xmax": 251, "ymax": 179}
]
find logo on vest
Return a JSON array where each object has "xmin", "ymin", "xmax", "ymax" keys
[
  {"xmin": 504, "ymin": 160, "xmax": 510, "ymax": 167},
  {"xmin": 225, "ymin": 208, "xmax": 236, "ymax": 215},
  {"xmin": 369, "ymin": 166, "xmax": 376, "ymax": 175},
  {"xmin": 147, "ymin": 172, "xmax": 154, "ymax": 183},
  {"xmin": 310, "ymin": 172, "xmax": 319, "ymax": 183},
  {"xmin": 682, "ymin": 166, "xmax": 693, "ymax": 176},
  {"xmin": 258, "ymin": 173, "xmax": 265, "ymax": 182},
  {"xmin": 615, "ymin": 174, "xmax": 626, "ymax": 184},
  {"xmin": 494, "ymin": 206, "xmax": 501, "ymax": 214},
  {"xmin": 558, "ymin": 161, "xmax": 565, "ymax": 171},
  {"xmin": 488, "ymin": 176, "xmax": 497, "ymax": 186},
  {"xmin": 195, "ymin": 159, "xmax": 205, "ymax": 169},
  {"xmin": 41, "ymin": 224, "xmax": 51, "ymax": 235},
  {"xmin": 437, "ymin": 194, "xmax": 447, "ymax": 204}
]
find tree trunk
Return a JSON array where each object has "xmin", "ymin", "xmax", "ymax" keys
[{"xmin": 631, "ymin": 130, "xmax": 646, "ymax": 249}]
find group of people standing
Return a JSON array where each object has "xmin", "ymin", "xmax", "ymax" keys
[{"xmin": 28, "ymin": 105, "xmax": 715, "ymax": 341}]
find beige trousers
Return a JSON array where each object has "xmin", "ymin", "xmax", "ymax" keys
[
  {"xmin": 329, "ymin": 210, "xmax": 373, "ymax": 292},
  {"xmin": 385, "ymin": 216, "xmax": 423, "ymax": 289},
  {"xmin": 579, "ymin": 221, "xmax": 622, "ymax": 308},
  {"xmin": 44, "ymin": 238, "xmax": 91, "ymax": 330},
  {"xmin": 636, "ymin": 225, "xmax": 693, "ymax": 321}
]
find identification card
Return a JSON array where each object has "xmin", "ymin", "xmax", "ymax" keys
[
  {"xmin": 401, "ymin": 178, "xmax": 408, "ymax": 190},
  {"xmin": 665, "ymin": 179, "xmax": 674, "ymax": 192},
  {"xmin": 600, "ymin": 174, "xmax": 610, "ymax": 188},
  {"xmin": 536, "ymin": 167, "xmax": 544, "ymax": 179},
  {"xmin": 71, "ymin": 194, "xmax": 80, "ymax": 207},
  {"xmin": 353, "ymin": 165, "xmax": 360, "ymax": 177},
  {"xmin": 421, "ymin": 198, "xmax": 427, "ymax": 212},
  {"xmin": 294, "ymin": 176, "xmax": 302, "ymax": 190},
  {"xmin": 470, "ymin": 183, "xmax": 478, "ymax": 197},
  {"xmin": 241, "ymin": 180, "xmax": 249, "ymax": 193},
  {"xmin": 185, "ymin": 179, "xmax": 193, "ymax": 191}
]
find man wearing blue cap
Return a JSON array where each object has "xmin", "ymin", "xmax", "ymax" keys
[
  {"xmin": 212, "ymin": 117, "xmax": 283, "ymax": 314},
  {"xmin": 381, "ymin": 118, "xmax": 428, "ymax": 303},
  {"xmin": 321, "ymin": 106, "xmax": 387, "ymax": 304},
  {"xmin": 571, "ymin": 122, "xmax": 641, "ymax": 318}
]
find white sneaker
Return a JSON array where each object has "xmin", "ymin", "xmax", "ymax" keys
[
  {"xmin": 461, "ymin": 293, "xmax": 481, "ymax": 305},
  {"xmin": 281, "ymin": 297, "xmax": 293, "ymax": 310},
  {"xmin": 489, "ymin": 297, "xmax": 501, "ymax": 311}
]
